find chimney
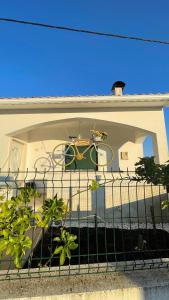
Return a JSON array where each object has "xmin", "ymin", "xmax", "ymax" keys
[{"xmin": 112, "ymin": 81, "xmax": 125, "ymax": 96}]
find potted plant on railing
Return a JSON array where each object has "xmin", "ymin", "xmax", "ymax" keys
[{"xmin": 90, "ymin": 130, "xmax": 108, "ymax": 142}]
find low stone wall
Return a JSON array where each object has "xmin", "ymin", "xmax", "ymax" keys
[{"xmin": 1, "ymin": 268, "xmax": 169, "ymax": 300}]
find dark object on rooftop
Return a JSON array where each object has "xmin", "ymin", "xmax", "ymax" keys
[{"xmin": 112, "ymin": 81, "xmax": 126, "ymax": 91}]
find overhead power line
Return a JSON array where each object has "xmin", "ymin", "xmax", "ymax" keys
[{"xmin": 0, "ymin": 17, "xmax": 169, "ymax": 45}]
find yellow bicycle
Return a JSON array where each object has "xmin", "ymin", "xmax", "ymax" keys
[{"xmin": 52, "ymin": 130, "xmax": 114, "ymax": 168}]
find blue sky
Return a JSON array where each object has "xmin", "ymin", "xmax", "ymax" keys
[{"xmin": 0, "ymin": 0, "xmax": 169, "ymax": 156}]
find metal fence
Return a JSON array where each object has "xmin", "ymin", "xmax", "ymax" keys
[{"xmin": 0, "ymin": 169, "xmax": 169, "ymax": 280}]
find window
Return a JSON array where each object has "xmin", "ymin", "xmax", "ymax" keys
[{"xmin": 65, "ymin": 145, "xmax": 98, "ymax": 170}]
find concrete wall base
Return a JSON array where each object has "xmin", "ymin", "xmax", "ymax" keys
[{"xmin": 1, "ymin": 269, "xmax": 169, "ymax": 300}]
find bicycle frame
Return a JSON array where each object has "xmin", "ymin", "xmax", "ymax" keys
[
  {"xmin": 46, "ymin": 152, "xmax": 56, "ymax": 167},
  {"xmin": 51, "ymin": 137, "xmax": 114, "ymax": 169},
  {"xmin": 71, "ymin": 141, "xmax": 97, "ymax": 157}
]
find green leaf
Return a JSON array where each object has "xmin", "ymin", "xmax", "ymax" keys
[
  {"xmin": 0, "ymin": 240, "xmax": 8, "ymax": 253},
  {"xmin": 61, "ymin": 229, "xmax": 67, "ymax": 242},
  {"xmin": 2, "ymin": 229, "xmax": 10, "ymax": 239},
  {"xmin": 161, "ymin": 200, "xmax": 169, "ymax": 210},
  {"xmin": 60, "ymin": 249, "xmax": 66, "ymax": 265},
  {"xmin": 6, "ymin": 245, "xmax": 14, "ymax": 256},
  {"xmin": 34, "ymin": 212, "xmax": 43, "ymax": 226},
  {"xmin": 53, "ymin": 237, "xmax": 61, "ymax": 242},
  {"xmin": 66, "ymin": 247, "xmax": 71, "ymax": 259},
  {"xmin": 14, "ymin": 255, "xmax": 22, "ymax": 269},
  {"xmin": 9, "ymin": 236, "xmax": 18, "ymax": 244},
  {"xmin": 54, "ymin": 246, "xmax": 63, "ymax": 255},
  {"xmin": 69, "ymin": 242, "xmax": 78, "ymax": 250},
  {"xmin": 68, "ymin": 234, "xmax": 77, "ymax": 242},
  {"xmin": 22, "ymin": 236, "xmax": 32, "ymax": 249},
  {"xmin": 89, "ymin": 179, "xmax": 100, "ymax": 191}
]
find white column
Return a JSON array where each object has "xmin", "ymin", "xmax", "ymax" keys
[{"xmin": 152, "ymin": 132, "xmax": 168, "ymax": 164}]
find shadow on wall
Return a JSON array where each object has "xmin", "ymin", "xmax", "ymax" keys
[
  {"xmin": 23, "ymin": 178, "xmax": 169, "ymax": 226},
  {"xmin": 67, "ymin": 187, "xmax": 169, "ymax": 226},
  {"xmin": 0, "ymin": 174, "xmax": 168, "ymax": 226}
]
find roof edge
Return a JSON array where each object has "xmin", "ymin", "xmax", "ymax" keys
[{"xmin": 0, "ymin": 94, "xmax": 169, "ymax": 109}]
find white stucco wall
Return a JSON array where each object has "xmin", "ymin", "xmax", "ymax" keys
[{"xmin": 0, "ymin": 97, "xmax": 168, "ymax": 171}]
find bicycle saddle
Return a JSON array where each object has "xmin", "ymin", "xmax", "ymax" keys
[{"xmin": 69, "ymin": 136, "xmax": 77, "ymax": 139}]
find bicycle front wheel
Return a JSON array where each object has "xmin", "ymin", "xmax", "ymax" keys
[
  {"xmin": 52, "ymin": 143, "xmax": 75, "ymax": 167},
  {"xmin": 34, "ymin": 157, "xmax": 51, "ymax": 173},
  {"xmin": 90, "ymin": 143, "xmax": 114, "ymax": 166}
]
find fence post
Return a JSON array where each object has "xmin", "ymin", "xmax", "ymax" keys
[
  {"xmin": 150, "ymin": 205, "xmax": 156, "ymax": 231},
  {"xmin": 94, "ymin": 213, "xmax": 98, "ymax": 231}
]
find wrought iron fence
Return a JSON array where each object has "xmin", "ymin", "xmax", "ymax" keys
[{"xmin": 0, "ymin": 169, "xmax": 169, "ymax": 280}]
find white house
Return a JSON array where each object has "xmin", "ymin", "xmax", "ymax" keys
[
  {"xmin": 0, "ymin": 83, "xmax": 169, "ymax": 255},
  {"xmin": 0, "ymin": 82, "xmax": 168, "ymax": 174}
]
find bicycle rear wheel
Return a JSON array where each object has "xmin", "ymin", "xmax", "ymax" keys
[
  {"xmin": 52, "ymin": 143, "xmax": 75, "ymax": 167},
  {"xmin": 34, "ymin": 157, "xmax": 51, "ymax": 173},
  {"xmin": 90, "ymin": 143, "xmax": 114, "ymax": 166}
]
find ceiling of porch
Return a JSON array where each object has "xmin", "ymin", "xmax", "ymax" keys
[{"xmin": 10, "ymin": 118, "xmax": 149, "ymax": 144}]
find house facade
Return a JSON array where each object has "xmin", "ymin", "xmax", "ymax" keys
[
  {"xmin": 1, "ymin": 86, "xmax": 169, "ymax": 278},
  {"xmin": 0, "ymin": 87, "xmax": 168, "ymax": 174}
]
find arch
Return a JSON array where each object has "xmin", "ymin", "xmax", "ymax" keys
[
  {"xmin": 7, "ymin": 117, "xmax": 153, "ymax": 143},
  {"xmin": 6, "ymin": 117, "xmax": 162, "ymax": 170}
]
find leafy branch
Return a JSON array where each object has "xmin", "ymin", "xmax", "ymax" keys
[
  {"xmin": 134, "ymin": 156, "xmax": 169, "ymax": 209},
  {"xmin": 0, "ymin": 178, "xmax": 102, "ymax": 269},
  {"xmin": 45, "ymin": 228, "xmax": 78, "ymax": 266},
  {"xmin": 0, "ymin": 173, "xmax": 116, "ymax": 269},
  {"xmin": 0, "ymin": 187, "xmax": 39, "ymax": 268},
  {"xmin": 0, "ymin": 187, "xmax": 77, "ymax": 268}
]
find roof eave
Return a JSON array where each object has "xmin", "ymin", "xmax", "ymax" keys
[{"xmin": 0, "ymin": 94, "xmax": 169, "ymax": 109}]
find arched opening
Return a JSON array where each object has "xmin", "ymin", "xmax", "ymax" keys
[
  {"xmin": 143, "ymin": 135, "xmax": 154, "ymax": 157},
  {"xmin": 7, "ymin": 117, "xmax": 153, "ymax": 172}
]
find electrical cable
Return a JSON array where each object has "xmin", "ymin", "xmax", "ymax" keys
[{"xmin": 0, "ymin": 17, "xmax": 169, "ymax": 45}]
